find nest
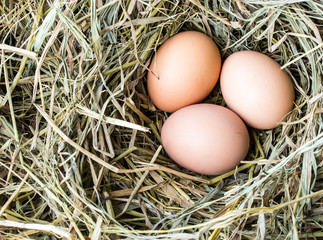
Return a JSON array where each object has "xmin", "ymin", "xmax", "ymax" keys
[{"xmin": 0, "ymin": 0, "xmax": 322, "ymax": 239}]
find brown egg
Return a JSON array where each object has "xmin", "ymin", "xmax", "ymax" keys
[
  {"xmin": 220, "ymin": 51, "xmax": 295, "ymax": 129},
  {"xmin": 161, "ymin": 104, "xmax": 249, "ymax": 175},
  {"xmin": 147, "ymin": 31, "xmax": 221, "ymax": 112}
]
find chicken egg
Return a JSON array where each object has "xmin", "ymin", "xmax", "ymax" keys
[
  {"xmin": 161, "ymin": 104, "xmax": 250, "ymax": 175},
  {"xmin": 147, "ymin": 31, "xmax": 221, "ymax": 112},
  {"xmin": 220, "ymin": 51, "xmax": 295, "ymax": 129}
]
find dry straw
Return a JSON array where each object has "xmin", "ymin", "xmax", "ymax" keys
[{"xmin": 0, "ymin": 0, "xmax": 322, "ymax": 239}]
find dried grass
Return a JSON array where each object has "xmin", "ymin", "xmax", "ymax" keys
[{"xmin": 0, "ymin": 0, "xmax": 322, "ymax": 239}]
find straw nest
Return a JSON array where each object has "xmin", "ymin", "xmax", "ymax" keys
[{"xmin": 0, "ymin": 0, "xmax": 322, "ymax": 239}]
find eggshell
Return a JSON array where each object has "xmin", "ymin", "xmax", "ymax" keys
[
  {"xmin": 161, "ymin": 104, "xmax": 250, "ymax": 175},
  {"xmin": 220, "ymin": 51, "xmax": 295, "ymax": 129},
  {"xmin": 147, "ymin": 31, "xmax": 221, "ymax": 112}
]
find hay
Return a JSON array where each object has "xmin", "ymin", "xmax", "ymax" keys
[{"xmin": 0, "ymin": 0, "xmax": 322, "ymax": 239}]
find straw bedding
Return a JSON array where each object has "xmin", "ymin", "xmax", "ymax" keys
[{"xmin": 0, "ymin": 0, "xmax": 322, "ymax": 239}]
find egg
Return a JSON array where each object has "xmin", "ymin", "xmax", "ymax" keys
[
  {"xmin": 220, "ymin": 51, "xmax": 295, "ymax": 129},
  {"xmin": 147, "ymin": 31, "xmax": 221, "ymax": 112},
  {"xmin": 161, "ymin": 104, "xmax": 250, "ymax": 175}
]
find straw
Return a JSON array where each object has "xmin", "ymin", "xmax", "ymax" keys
[{"xmin": 0, "ymin": 0, "xmax": 322, "ymax": 239}]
